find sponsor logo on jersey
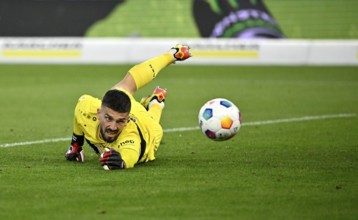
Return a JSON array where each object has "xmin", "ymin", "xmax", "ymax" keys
[{"xmin": 118, "ymin": 140, "xmax": 134, "ymax": 147}]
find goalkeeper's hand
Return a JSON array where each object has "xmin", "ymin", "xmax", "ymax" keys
[
  {"xmin": 65, "ymin": 143, "xmax": 84, "ymax": 162},
  {"xmin": 100, "ymin": 148, "xmax": 126, "ymax": 170}
]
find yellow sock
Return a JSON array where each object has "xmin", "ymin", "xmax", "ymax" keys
[
  {"xmin": 148, "ymin": 103, "xmax": 163, "ymax": 123},
  {"xmin": 129, "ymin": 53, "xmax": 174, "ymax": 90}
]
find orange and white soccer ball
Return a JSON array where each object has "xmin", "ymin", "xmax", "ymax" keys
[{"xmin": 198, "ymin": 98, "xmax": 242, "ymax": 141}]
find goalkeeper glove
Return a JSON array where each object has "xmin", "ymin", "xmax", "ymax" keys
[
  {"xmin": 65, "ymin": 143, "xmax": 84, "ymax": 162},
  {"xmin": 100, "ymin": 148, "xmax": 126, "ymax": 170}
]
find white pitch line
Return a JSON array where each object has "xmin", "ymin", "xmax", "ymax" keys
[
  {"xmin": 163, "ymin": 113, "xmax": 357, "ymax": 132},
  {"xmin": 0, "ymin": 113, "xmax": 356, "ymax": 148},
  {"xmin": 0, "ymin": 137, "xmax": 71, "ymax": 148}
]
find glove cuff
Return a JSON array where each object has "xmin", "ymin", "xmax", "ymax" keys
[{"xmin": 71, "ymin": 133, "xmax": 84, "ymax": 146}]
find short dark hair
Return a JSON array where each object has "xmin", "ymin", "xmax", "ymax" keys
[{"xmin": 102, "ymin": 90, "xmax": 131, "ymax": 113}]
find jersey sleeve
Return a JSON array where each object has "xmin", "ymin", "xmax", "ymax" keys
[
  {"xmin": 73, "ymin": 95, "xmax": 90, "ymax": 136},
  {"xmin": 72, "ymin": 94, "xmax": 101, "ymax": 137},
  {"xmin": 73, "ymin": 113, "xmax": 84, "ymax": 136},
  {"xmin": 119, "ymin": 147, "xmax": 140, "ymax": 169},
  {"xmin": 116, "ymin": 131, "xmax": 142, "ymax": 169}
]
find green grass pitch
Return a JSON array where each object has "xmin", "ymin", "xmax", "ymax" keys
[{"xmin": 0, "ymin": 64, "xmax": 357, "ymax": 219}]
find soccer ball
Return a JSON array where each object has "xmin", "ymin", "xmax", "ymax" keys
[{"xmin": 198, "ymin": 98, "xmax": 242, "ymax": 141}]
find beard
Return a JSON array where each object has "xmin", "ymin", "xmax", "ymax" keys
[{"xmin": 99, "ymin": 126, "xmax": 119, "ymax": 143}]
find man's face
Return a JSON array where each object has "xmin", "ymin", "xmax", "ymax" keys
[{"xmin": 97, "ymin": 106, "xmax": 130, "ymax": 143}]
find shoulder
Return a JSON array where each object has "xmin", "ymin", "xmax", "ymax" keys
[
  {"xmin": 77, "ymin": 94, "xmax": 101, "ymax": 107},
  {"xmin": 77, "ymin": 94, "xmax": 100, "ymax": 103},
  {"xmin": 75, "ymin": 94, "xmax": 101, "ymax": 115},
  {"xmin": 121, "ymin": 120, "xmax": 140, "ymax": 136}
]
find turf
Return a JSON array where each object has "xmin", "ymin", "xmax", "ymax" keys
[{"xmin": 0, "ymin": 65, "xmax": 357, "ymax": 220}]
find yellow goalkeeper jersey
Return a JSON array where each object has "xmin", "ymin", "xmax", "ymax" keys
[{"xmin": 73, "ymin": 89, "xmax": 163, "ymax": 168}]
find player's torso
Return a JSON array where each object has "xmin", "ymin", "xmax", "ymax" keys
[{"xmin": 74, "ymin": 94, "xmax": 149, "ymax": 153}]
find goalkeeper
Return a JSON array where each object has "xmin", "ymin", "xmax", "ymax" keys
[{"xmin": 65, "ymin": 45, "xmax": 191, "ymax": 170}]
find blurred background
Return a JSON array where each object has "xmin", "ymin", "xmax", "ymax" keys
[{"xmin": 0, "ymin": 0, "xmax": 357, "ymax": 39}]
